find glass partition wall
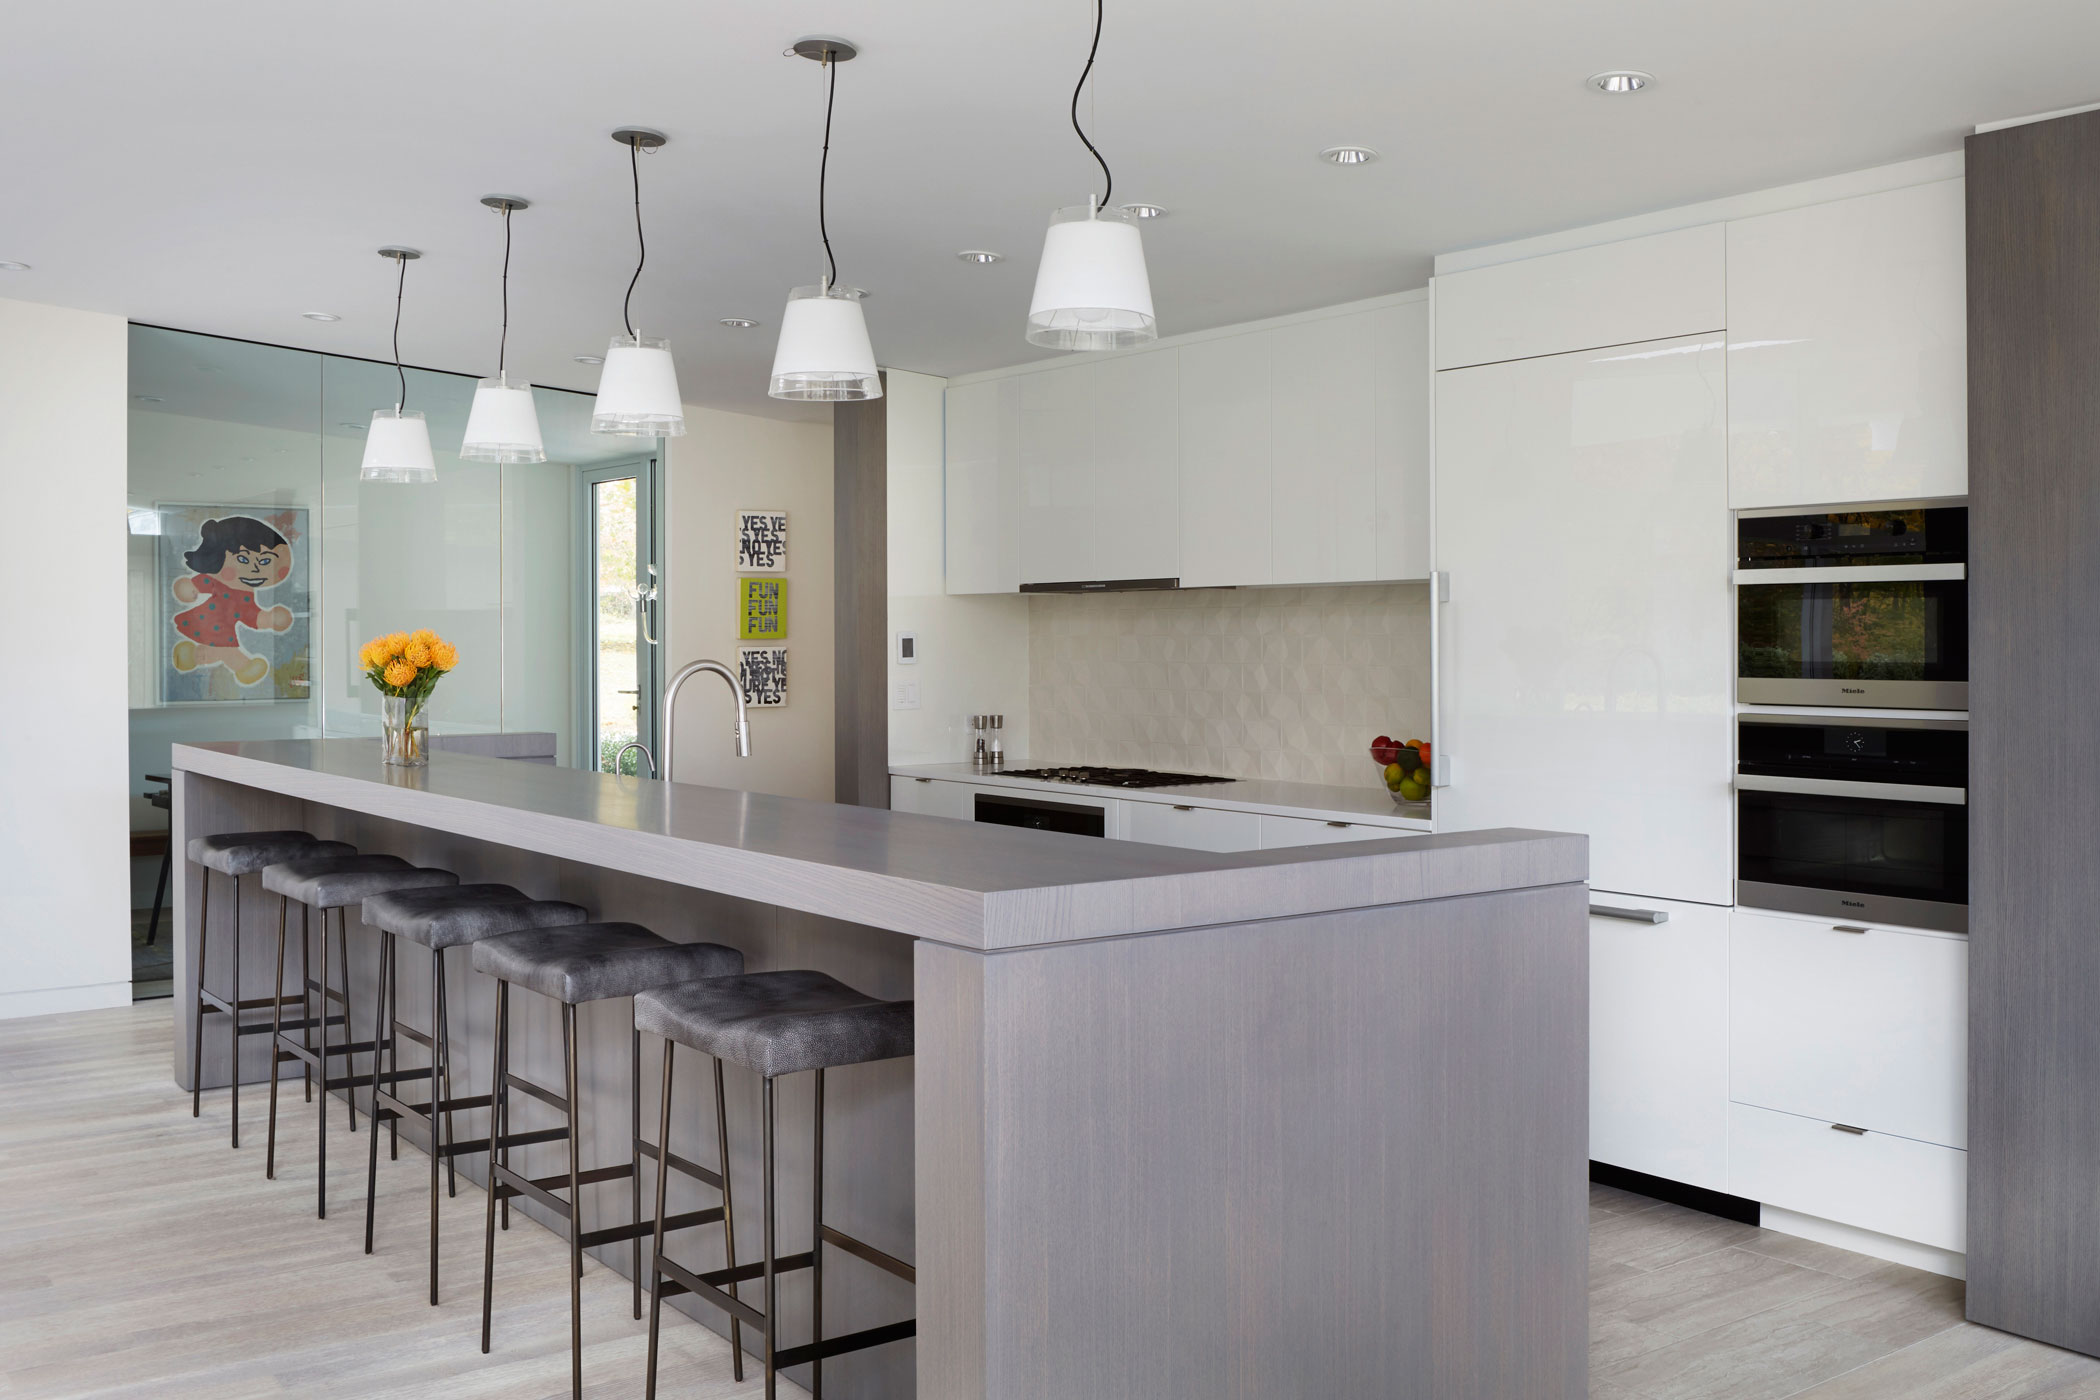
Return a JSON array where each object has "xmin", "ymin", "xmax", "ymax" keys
[{"xmin": 126, "ymin": 326, "xmax": 655, "ymax": 989}]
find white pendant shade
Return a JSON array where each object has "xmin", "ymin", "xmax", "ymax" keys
[
  {"xmin": 460, "ymin": 372, "xmax": 546, "ymax": 463},
  {"xmin": 360, "ymin": 408, "xmax": 437, "ymax": 484},
  {"xmin": 769, "ymin": 285, "xmax": 881, "ymax": 401},
  {"xmin": 591, "ymin": 334, "xmax": 686, "ymax": 437},
  {"xmin": 1026, "ymin": 204, "xmax": 1156, "ymax": 351}
]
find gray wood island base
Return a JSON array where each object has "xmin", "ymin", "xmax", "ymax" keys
[{"xmin": 170, "ymin": 739, "xmax": 1590, "ymax": 1400}]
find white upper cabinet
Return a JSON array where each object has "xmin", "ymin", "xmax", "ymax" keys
[
  {"xmin": 1272, "ymin": 312, "xmax": 1379, "ymax": 583},
  {"xmin": 943, "ymin": 377, "xmax": 1021, "ymax": 595},
  {"xmin": 1017, "ymin": 363, "xmax": 1102, "ymax": 585},
  {"xmin": 1434, "ymin": 224, "xmax": 1727, "ymax": 370},
  {"xmin": 1725, "ymin": 179, "xmax": 1968, "ymax": 510},
  {"xmin": 1434, "ymin": 333, "xmax": 1734, "ymax": 906},
  {"xmin": 1178, "ymin": 331, "xmax": 1274, "ymax": 588},
  {"xmin": 1374, "ymin": 298, "xmax": 1432, "ymax": 581},
  {"xmin": 1090, "ymin": 348, "xmax": 1181, "ymax": 581}
]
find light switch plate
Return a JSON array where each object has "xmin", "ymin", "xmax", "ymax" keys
[{"xmin": 892, "ymin": 678, "xmax": 921, "ymax": 710}]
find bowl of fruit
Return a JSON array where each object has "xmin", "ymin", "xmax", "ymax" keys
[{"xmin": 1371, "ymin": 735, "xmax": 1431, "ymax": 806}]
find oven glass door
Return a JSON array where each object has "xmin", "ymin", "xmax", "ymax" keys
[
  {"xmin": 1737, "ymin": 578, "xmax": 1967, "ymax": 708},
  {"xmin": 1737, "ymin": 788, "xmax": 1968, "ymax": 929}
]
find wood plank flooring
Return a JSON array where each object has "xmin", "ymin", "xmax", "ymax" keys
[{"xmin": 7, "ymin": 1000, "xmax": 2100, "ymax": 1399}]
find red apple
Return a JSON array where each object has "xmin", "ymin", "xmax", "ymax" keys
[{"xmin": 1370, "ymin": 736, "xmax": 1401, "ymax": 765}]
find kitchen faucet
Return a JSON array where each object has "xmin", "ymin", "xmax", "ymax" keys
[{"xmin": 661, "ymin": 659, "xmax": 751, "ymax": 780}]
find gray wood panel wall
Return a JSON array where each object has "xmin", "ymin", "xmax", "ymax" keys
[
  {"xmin": 1965, "ymin": 107, "xmax": 2100, "ymax": 1355},
  {"xmin": 835, "ymin": 386, "xmax": 890, "ymax": 809}
]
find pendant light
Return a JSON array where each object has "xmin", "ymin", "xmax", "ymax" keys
[
  {"xmin": 1025, "ymin": 0, "xmax": 1156, "ymax": 350},
  {"xmin": 769, "ymin": 37, "xmax": 881, "ymax": 401},
  {"xmin": 360, "ymin": 247, "xmax": 438, "ymax": 484},
  {"xmin": 460, "ymin": 196, "xmax": 546, "ymax": 463},
  {"xmin": 592, "ymin": 128, "xmax": 686, "ymax": 437}
]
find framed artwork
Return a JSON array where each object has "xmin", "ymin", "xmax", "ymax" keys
[
  {"xmin": 157, "ymin": 504, "xmax": 311, "ymax": 703},
  {"xmin": 736, "ymin": 509, "xmax": 788, "ymax": 572},
  {"xmin": 739, "ymin": 577, "xmax": 787, "ymax": 641},
  {"xmin": 739, "ymin": 646, "xmax": 788, "ymax": 707}
]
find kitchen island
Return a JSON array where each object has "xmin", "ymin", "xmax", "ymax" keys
[{"xmin": 170, "ymin": 738, "xmax": 1588, "ymax": 1400}]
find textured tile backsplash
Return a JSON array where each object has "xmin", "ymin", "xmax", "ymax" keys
[{"xmin": 1028, "ymin": 583, "xmax": 1432, "ymax": 789}]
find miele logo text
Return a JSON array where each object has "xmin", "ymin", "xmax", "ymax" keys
[
  {"xmin": 1841, "ymin": 899, "xmax": 1865, "ymax": 908},
  {"xmin": 1840, "ymin": 687, "xmax": 1866, "ymax": 694}
]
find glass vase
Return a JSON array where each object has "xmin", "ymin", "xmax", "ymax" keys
[{"xmin": 381, "ymin": 695, "xmax": 428, "ymax": 768}]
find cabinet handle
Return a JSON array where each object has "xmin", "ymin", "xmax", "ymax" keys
[
  {"xmin": 1590, "ymin": 904, "xmax": 1669, "ymax": 924},
  {"xmin": 1172, "ymin": 805, "xmax": 1195, "ymax": 812},
  {"xmin": 1832, "ymin": 924, "xmax": 1869, "ymax": 935},
  {"xmin": 1326, "ymin": 821, "xmax": 1351, "ymax": 829},
  {"xmin": 1830, "ymin": 1123, "xmax": 1867, "ymax": 1136},
  {"xmin": 914, "ymin": 777, "xmax": 932, "ymax": 783}
]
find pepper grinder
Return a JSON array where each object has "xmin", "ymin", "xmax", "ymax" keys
[
  {"xmin": 989, "ymin": 714, "xmax": 1005, "ymax": 770},
  {"xmin": 970, "ymin": 714, "xmax": 990, "ymax": 770}
]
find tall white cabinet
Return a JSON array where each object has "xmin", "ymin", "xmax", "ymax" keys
[{"xmin": 1433, "ymin": 332, "xmax": 1734, "ymax": 907}]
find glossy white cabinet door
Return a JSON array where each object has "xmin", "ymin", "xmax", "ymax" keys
[
  {"xmin": 1255, "ymin": 814, "xmax": 1412, "ymax": 847},
  {"xmin": 1272, "ymin": 313, "xmax": 1380, "ymax": 583},
  {"xmin": 1730, "ymin": 909, "xmax": 1968, "ymax": 1149},
  {"xmin": 1589, "ymin": 897, "xmax": 1731, "ymax": 1191},
  {"xmin": 1434, "ymin": 225, "xmax": 1726, "ymax": 370},
  {"xmin": 1178, "ymin": 332, "xmax": 1274, "ymax": 588},
  {"xmin": 1434, "ymin": 334, "xmax": 1734, "ymax": 906},
  {"xmin": 1121, "ymin": 799, "xmax": 1262, "ymax": 852},
  {"xmin": 943, "ymin": 378, "xmax": 1021, "ymax": 594},
  {"xmin": 1091, "ymin": 348, "xmax": 1181, "ymax": 581},
  {"xmin": 1373, "ymin": 299, "xmax": 1433, "ymax": 581},
  {"xmin": 1018, "ymin": 362, "xmax": 1100, "ymax": 585},
  {"xmin": 1729, "ymin": 1101, "xmax": 1966, "ymax": 1253},
  {"xmin": 1726, "ymin": 179, "xmax": 1968, "ymax": 509},
  {"xmin": 890, "ymin": 775, "xmax": 974, "ymax": 820}
]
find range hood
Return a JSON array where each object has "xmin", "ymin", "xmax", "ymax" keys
[{"xmin": 1019, "ymin": 577, "xmax": 1180, "ymax": 594}]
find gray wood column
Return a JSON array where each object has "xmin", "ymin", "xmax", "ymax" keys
[
  {"xmin": 1964, "ymin": 108, "xmax": 2100, "ymax": 1355},
  {"xmin": 835, "ymin": 386, "xmax": 889, "ymax": 808}
]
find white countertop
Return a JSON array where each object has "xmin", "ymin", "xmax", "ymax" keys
[{"xmin": 890, "ymin": 762, "xmax": 1435, "ymax": 831}]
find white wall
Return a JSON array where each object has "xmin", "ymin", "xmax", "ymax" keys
[
  {"xmin": 663, "ymin": 404, "xmax": 834, "ymax": 800},
  {"xmin": 0, "ymin": 297, "xmax": 131, "ymax": 1017},
  {"xmin": 885, "ymin": 368, "xmax": 1031, "ymax": 767}
]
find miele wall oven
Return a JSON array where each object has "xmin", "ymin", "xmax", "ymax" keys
[
  {"xmin": 1736, "ymin": 506, "xmax": 1967, "ymax": 709},
  {"xmin": 1736, "ymin": 716, "xmax": 1968, "ymax": 933}
]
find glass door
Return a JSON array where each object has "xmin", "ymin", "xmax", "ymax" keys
[{"xmin": 580, "ymin": 458, "xmax": 660, "ymax": 773}]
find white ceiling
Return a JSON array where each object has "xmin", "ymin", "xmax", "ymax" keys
[{"xmin": 5, "ymin": 1, "xmax": 2097, "ymax": 421}]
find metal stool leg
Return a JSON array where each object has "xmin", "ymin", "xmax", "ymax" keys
[
  {"xmin": 190, "ymin": 867, "xmax": 211, "ymax": 1118},
  {"xmin": 480, "ymin": 978, "xmax": 510, "ymax": 1354},
  {"xmin": 427, "ymin": 945, "xmax": 443, "ymax": 1300},
  {"xmin": 439, "ymin": 948, "xmax": 458, "ymax": 1198},
  {"xmin": 300, "ymin": 904, "xmax": 312, "ymax": 1103},
  {"xmin": 716, "ymin": 1054, "xmax": 744, "ymax": 1380},
  {"xmin": 267, "ymin": 894, "xmax": 288, "ymax": 1180},
  {"xmin": 632, "ymin": 1027, "xmax": 644, "ymax": 1320},
  {"xmin": 644, "ymin": 1039, "xmax": 676, "ymax": 1400},
  {"xmin": 387, "ymin": 932, "xmax": 399, "ymax": 1158},
  {"xmin": 317, "ymin": 904, "xmax": 332, "ymax": 1218},
  {"xmin": 761, "ymin": 1074, "xmax": 778, "ymax": 1400},
  {"xmin": 147, "ymin": 844, "xmax": 170, "ymax": 947},
  {"xmin": 811, "ymin": 1067, "xmax": 826, "ymax": 1399},
  {"xmin": 563, "ymin": 1001, "xmax": 585, "ymax": 1400},
  {"xmin": 229, "ymin": 874, "xmax": 242, "ymax": 1149},
  {"xmin": 365, "ymin": 931, "xmax": 395, "ymax": 1255}
]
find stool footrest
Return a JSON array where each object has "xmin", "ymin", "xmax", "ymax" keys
[
  {"xmin": 635, "ymin": 1137, "xmax": 725, "ymax": 1192},
  {"xmin": 394, "ymin": 1023, "xmax": 435, "ymax": 1050},
  {"xmin": 580, "ymin": 1207, "xmax": 722, "ymax": 1251},
  {"xmin": 653, "ymin": 1251, "xmax": 815, "ymax": 1331},
  {"xmin": 819, "ymin": 1224, "xmax": 918, "ymax": 1285},
  {"xmin": 771, "ymin": 1319, "xmax": 919, "ymax": 1371},
  {"xmin": 274, "ymin": 1036, "xmax": 404, "ymax": 1070},
  {"xmin": 199, "ymin": 991, "xmax": 305, "ymax": 1015},
  {"xmin": 302, "ymin": 980, "xmax": 349, "ymax": 1007},
  {"xmin": 503, "ymin": 1074, "xmax": 567, "ymax": 1113}
]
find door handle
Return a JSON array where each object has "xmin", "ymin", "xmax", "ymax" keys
[
  {"xmin": 1832, "ymin": 925, "xmax": 1870, "ymax": 935},
  {"xmin": 1830, "ymin": 1123, "xmax": 1867, "ymax": 1136},
  {"xmin": 1172, "ymin": 805, "xmax": 1196, "ymax": 812},
  {"xmin": 1590, "ymin": 904, "xmax": 1669, "ymax": 924}
]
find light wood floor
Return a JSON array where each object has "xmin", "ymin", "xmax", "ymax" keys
[
  {"xmin": 8, "ymin": 1001, "xmax": 2100, "ymax": 1399},
  {"xmin": 0, "ymin": 1001, "xmax": 791, "ymax": 1399}
]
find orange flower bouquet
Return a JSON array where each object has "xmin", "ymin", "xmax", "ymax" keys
[{"xmin": 360, "ymin": 628, "xmax": 458, "ymax": 767}]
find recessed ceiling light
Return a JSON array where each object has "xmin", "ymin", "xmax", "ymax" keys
[
  {"xmin": 340, "ymin": 420, "xmax": 367, "ymax": 431},
  {"xmin": 719, "ymin": 317, "xmax": 761, "ymax": 328},
  {"xmin": 0, "ymin": 260, "xmax": 30, "ymax": 272},
  {"xmin": 301, "ymin": 311, "xmax": 341, "ymax": 322},
  {"xmin": 133, "ymin": 395, "xmax": 165, "ymax": 405},
  {"xmin": 955, "ymin": 250, "xmax": 1003, "ymax": 265},
  {"xmin": 1589, "ymin": 70, "xmax": 1653, "ymax": 94},
  {"xmin": 1119, "ymin": 203, "xmax": 1166, "ymax": 219},
  {"xmin": 1319, "ymin": 146, "xmax": 1378, "ymax": 166},
  {"xmin": 573, "ymin": 354, "xmax": 606, "ymax": 366}
]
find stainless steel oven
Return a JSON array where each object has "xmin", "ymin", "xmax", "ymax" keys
[
  {"xmin": 1736, "ymin": 506, "xmax": 1967, "ymax": 709},
  {"xmin": 1736, "ymin": 716, "xmax": 1967, "ymax": 932}
]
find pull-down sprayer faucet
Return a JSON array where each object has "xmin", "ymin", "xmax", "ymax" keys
[{"xmin": 661, "ymin": 659, "xmax": 751, "ymax": 781}]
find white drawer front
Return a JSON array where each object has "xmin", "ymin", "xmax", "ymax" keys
[
  {"xmin": 1255, "ymin": 814, "xmax": 1411, "ymax": 848},
  {"xmin": 889, "ymin": 776, "xmax": 972, "ymax": 821},
  {"xmin": 1122, "ymin": 800, "xmax": 1261, "ymax": 852},
  {"xmin": 1729, "ymin": 1102, "xmax": 1966, "ymax": 1253},
  {"xmin": 1731, "ymin": 909, "xmax": 1967, "ymax": 1149}
]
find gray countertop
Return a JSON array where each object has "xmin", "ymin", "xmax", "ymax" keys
[
  {"xmin": 890, "ymin": 762, "xmax": 1435, "ymax": 828},
  {"xmin": 174, "ymin": 739, "xmax": 1583, "ymax": 951}
]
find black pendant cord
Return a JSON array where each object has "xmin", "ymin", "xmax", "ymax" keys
[
  {"xmin": 497, "ymin": 204, "xmax": 512, "ymax": 376},
  {"xmin": 623, "ymin": 136, "xmax": 645, "ymax": 339},
  {"xmin": 391, "ymin": 253, "xmax": 408, "ymax": 412},
  {"xmin": 818, "ymin": 53, "xmax": 839, "ymax": 289},
  {"xmin": 1070, "ymin": 0, "xmax": 1112, "ymax": 211}
]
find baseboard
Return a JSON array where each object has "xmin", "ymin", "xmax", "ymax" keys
[
  {"xmin": 1760, "ymin": 1205, "xmax": 1967, "ymax": 1279},
  {"xmin": 0, "ymin": 981, "xmax": 133, "ymax": 1020},
  {"xmin": 1590, "ymin": 1160, "xmax": 1762, "ymax": 1225}
]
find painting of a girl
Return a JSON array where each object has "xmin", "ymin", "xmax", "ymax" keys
[{"xmin": 168, "ymin": 515, "xmax": 296, "ymax": 688}]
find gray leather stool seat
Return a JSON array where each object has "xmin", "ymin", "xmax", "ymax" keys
[
  {"xmin": 260, "ymin": 852, "xmax": 459, "ymax": 1219},
  {"xmin": 637, "ymin": 970, "xmax": 917, "ymax": 1399},
  {"xmin": 473, "ymin": 924, "xmax": 745, "ymax": 1399},
  {"xmin": 357, "ymin": 886, "xmax": 591, "ymax": 1302},
  {"xmin": 184, "ymin": 830, "xmax": 354, "ymax": 1145},
  {"xmin": 634, "ymin": 970, "xmax": 915, "ymax": 1079}
]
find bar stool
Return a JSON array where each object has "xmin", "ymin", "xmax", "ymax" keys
[
  {"xmin": 261, "ymin": 852, "xmax": 459, "ymax": 1218},
  {"xmin": 634, "ymin": 970, "xmax": 917, "ymax": 1400},
  {"xmin": 472, "ymin": 923, "xmax": 744, "ymax": 1400},
  {"xmin": 358, "ymin": 884, "xmax": 590, "ymax": 1303},
  {"xmin": 185, "ymin": 830, "xmax": 351, "ymax": 1146}
]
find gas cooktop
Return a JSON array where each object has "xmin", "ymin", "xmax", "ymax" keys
[{"xmin": 999, "ymin": 765, "xmax": 1233, "ymax": 789}]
